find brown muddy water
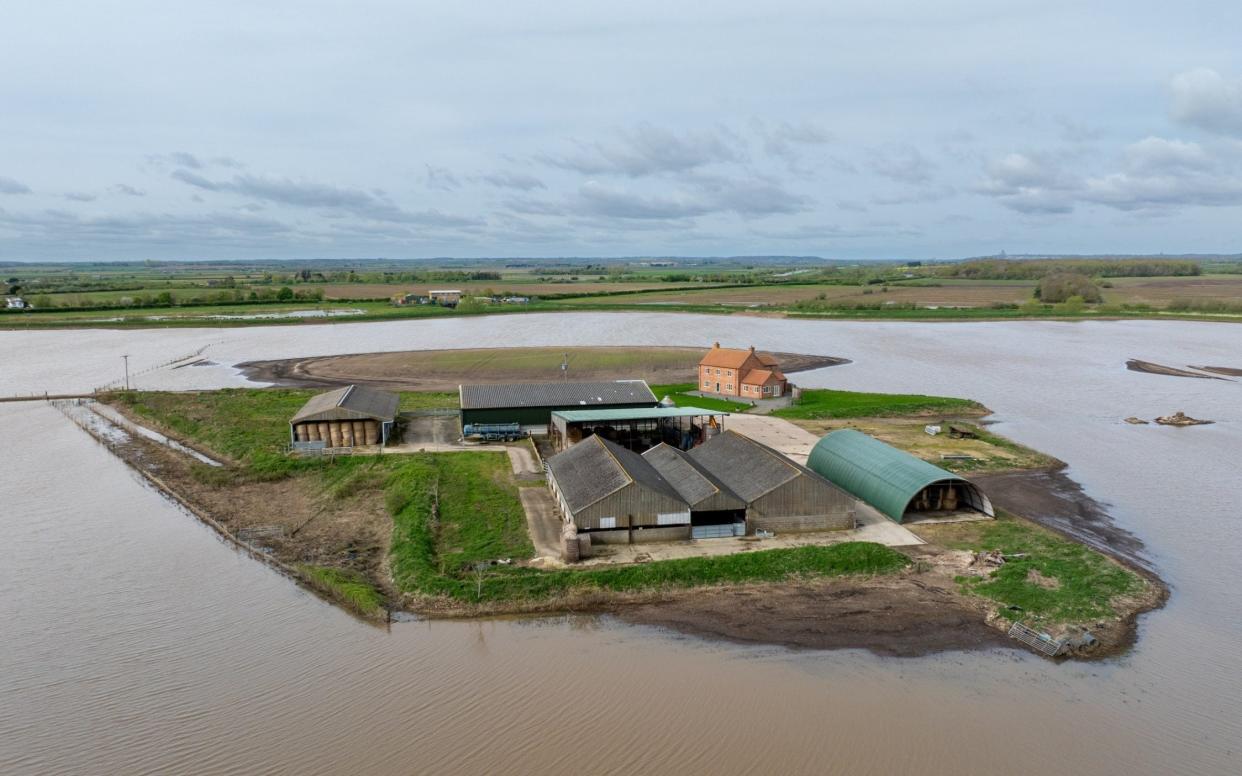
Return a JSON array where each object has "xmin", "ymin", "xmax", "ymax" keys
[{"xmin": 1, "ymin": 315, "xmax": 1240, "ymax": 775}]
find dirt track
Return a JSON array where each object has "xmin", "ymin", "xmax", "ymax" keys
[{"xmin": 238, "ymin": 346, "xmax": 849, "ymax": 391}]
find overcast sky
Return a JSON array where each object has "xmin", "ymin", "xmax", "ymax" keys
[{"xmin": 2, "ymin": 1, "xmax": 1241, "ymax": 261}]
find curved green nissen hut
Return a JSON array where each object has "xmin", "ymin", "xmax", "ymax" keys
[{"xmin": 807, "ymin": 429, "xmax": 993, "ymax": 523}]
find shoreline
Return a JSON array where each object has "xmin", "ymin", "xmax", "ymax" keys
[
  {"xmin": 236, "ymin": 346, "xmax": 850, "ymax": 392},
  {"xmin": 71, "ymin": 396, "xmax": 1166, "ymax": 660}
]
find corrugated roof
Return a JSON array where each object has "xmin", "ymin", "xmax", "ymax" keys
[
  {"xmin": 806, "ymin": 429, "xmax": 985, "ymax": 522},
  {"xmin": 547, "ymin": 435, "xmax": 681, "ymax": 513},
  {"xmin": 552, "ymin": 405, "xmax": 728, "ymax": 423},
  {"xmin": 291, "ymin": 384, "xmax": 399, "ymax": 423},
  {"xmin": 687, "ymin": 430, "xmax": 806, "ymax": 502},
  {"xmin": 460, "ymin": 380, "xmax": 656, "ymax": 410},
  {"xmin": 642, "ymin": 443, "xmax": 743, "ymax": 509}
]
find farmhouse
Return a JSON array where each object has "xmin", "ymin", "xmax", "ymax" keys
[
  {"xmin": 698, "ymin": 342, "xmax": 788, "ymax": 399},
  {"xmin": 289, "ymin": 384, "xmax": 399, "ymax": 448},
  {"xmin": 547, "ymin": 429, "xmax": 855, "ymax": 543},
  {"xmin": 807, "ymin": 429, "xmax": 994, "ymax": 523},
  {"xmin": 549, "ymin": 405, "xmax": 728, "ymax": 453},
  {"xmin": 459, "ymin": 379, "xmax": 658, "ymax": 430},
  {"xmin": 5, "ymin": 296, "xmax": 27, "ymax": 309}
]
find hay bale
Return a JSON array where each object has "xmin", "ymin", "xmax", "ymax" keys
[{"xmin": 364, "ymin": 420, "xmax": 379, "ymax": 445}]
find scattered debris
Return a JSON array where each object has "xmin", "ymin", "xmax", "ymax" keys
[
  {"xmin": 1124, "ymin": 416, "xmax": 1148, "ymax": 425},
  {"xmin": 924, "ymin": 424, "xmax": 941, "ymax": 436},
  {"xmin": 1154, "ymin": 411, "xmax": 1213, "ymax": 427},
  {"xmin": 974, "ymin": 549, "xmax": 1006, "ymax": 567},
  {"xmin": 947, "ymin": 424, "xmax": 978, "ymax": 439},
  {"xmin": 1008, "ymin": 621, "xmax": 1065, "ymax": 657},
  {"xmin": 755, "ymin": 529, "xmax": 775, "ymax": 539},
  {"xmin": 940, "ymin": 453, "xmax": 976, "ymax": 461}
]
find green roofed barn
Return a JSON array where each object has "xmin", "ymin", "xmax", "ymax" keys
[{"xmin": 807, "ymin": 429, "xmax": 993, "ymax": 523}]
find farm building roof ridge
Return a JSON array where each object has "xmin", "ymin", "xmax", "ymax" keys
[{"xmin": 459, "ymin": 379, "xmax": 657, "ymax": 410}]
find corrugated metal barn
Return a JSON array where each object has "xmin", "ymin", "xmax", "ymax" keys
[
  {"xmin": 459, "ymin": 380, "xmax": 658, "ymax": 429},
  {"xmin": 290, "ymin": 385, "xmax": 400, "ymax": 448},
  {"xmin": 687, "ymin": 431, "xmax": 856, "ymax": 533},
  {"xmin": 547, "ymin": 435, "xmax": 691, "ymax": 543},
  {"xmin": 806, "ymin": 429, "xmax": 994, "ymax": 523}
]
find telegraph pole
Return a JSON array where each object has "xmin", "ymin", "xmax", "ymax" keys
[{"xmin": 123, "ymin": 354, "xmax": 130, "ymax": 390}]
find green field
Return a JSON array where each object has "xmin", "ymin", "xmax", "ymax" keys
[
  {"xmin": 917, "ymin": 516, "xmax": 1147, "ymax": 627},
  {"xmin": 650, "ymin": 382, "xmax": 752, "ymax": 412},
  {"xmin": 774, "ymin": 388, "xmax": 985, "ymax": 420}
]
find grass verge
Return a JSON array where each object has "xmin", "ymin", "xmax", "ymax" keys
[
  {"xmin": 297, "ymin": 565, "xmax": 387, "ymax": 619},
  {"xmin": 650, "ymin": 382, "xmax": 752, "ymax": 412},
  {"xmin": 774, "ymin": 388, "xmax": 984, "ymax": 420}
]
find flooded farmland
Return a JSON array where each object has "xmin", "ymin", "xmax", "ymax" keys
[{"xmin": 1, "ymin": 314, "xmax": 1239, "ymax": 775}]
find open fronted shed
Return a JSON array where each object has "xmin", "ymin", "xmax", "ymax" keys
[
  {"xmin": 290, "ymin": 384, "xmax": 400, "ymax": 448},
  {"xmin": 806, "ymin": 429, "xmax": 993, "ymax": 523}
]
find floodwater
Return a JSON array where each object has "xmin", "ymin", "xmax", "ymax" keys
[{"xmin": 1, "ymin": 314, "xmax": 1239, "ymax": 775}]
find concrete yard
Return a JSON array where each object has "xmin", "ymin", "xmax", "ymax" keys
[
  {"xmin": 719, "ymin": 412, "xmax": 823, "ymax": 464},
  {"xmin": 519, "ymin": 488, "xmax": 563, "ymax": 565}
]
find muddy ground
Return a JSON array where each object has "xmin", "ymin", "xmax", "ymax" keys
[
  {"xmin": 238, "ymin": 346, "xmax": 848, "ymax": 391},
  {"xmin": 617, "ymin": 552, "xmax": 1011, "ymax": 657},
  {"xmin": 974, "ymin": 467, "xmax": 1153, "ymax": 573}
]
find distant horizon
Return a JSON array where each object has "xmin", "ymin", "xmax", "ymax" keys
[{"xmin": 3, "ymin": 251, "xmax": 1241, "ymax": 268}]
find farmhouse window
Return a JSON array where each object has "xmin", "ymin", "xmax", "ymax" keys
[{"xmin": 599, "ymin": 516, "xmax": 617, "ymax": 529}]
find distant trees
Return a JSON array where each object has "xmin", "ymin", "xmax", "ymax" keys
[
  {"xmin": 938, "ymin": 258, "xmax": 1200, "ymax": 280},
  {"xmin": 1036, "ymin": 273, "xmax": 1102, "ymax": 303}
]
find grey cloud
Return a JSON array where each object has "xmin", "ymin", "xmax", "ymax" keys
[
  {"xmin": 758, "ymin": 120, "xmax": 832, "ymax": 168},
  {"xmin": 170, "ymin": 167, "xmax": 483, "ymax": 226},
  {"xmin": 111, "ymin": 184, "xmax": 146, "ymax": 197},
  {"xmin": 0, "ymin": 207, "xmax": 293, "ymax": 243},
  {"xmin": 0, "ymin": 176, "xmax": 32, "ymax": 195},
  {"xmin": 868, "ymin": 146, "xmax": 936, "ymax": 184},
  {"xmin": 425, "ymin": 164, "xmax": 461, "ymax": 192},
  {"xmin": 871, "ymin": 185, "xmax": 955, "ymax": 206},
  {"xmin": 836, "ymin": 199, "xmax": 868, "ymax": 212},
  {"xmin": 1080, "ymin": 137, "xmax": 1242, "ymax": 210},
  {"xmin": 478, "ymin": 171, "xmax": 546, "ymax": 191},
  {"xmin": 170, "ymin": 151, "xmax": 204, "ymax": 169},
  {"xmin": 974, "ymin": 152, "xmax": 1079, "ymax": 214},
  {"xmin": 1171, "ymin": 68, "xmax": 1242, "ymax": 137},
  {"xmin": 571, "ymin": 173, "xmax": 807, "ymax": 222},
  {"xmin": 502, "ymin": 197, "xmax": 564, "ymax": 216},
  {"xmin": 540, "ymin": 123, "xmax": 740, "ymax": 177},
  {"xmin": 64, "ymin": 192, "xmax": 97, "ymax": 202},
  {"xmin": 575, "ymin": 181, "xmax": 710, "ymax": 220}
]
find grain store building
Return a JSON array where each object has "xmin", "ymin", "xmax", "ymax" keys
[
  {"xmin": 459, "ymin": 379, "xmax": 658, "ymax": 431},
  {"xmin": 547, "ymin": 434, "xmax": 693, "ymax": 544},
  {"xmin": 289, "ymin": 384, "xmax": 400, "ymax": 448},
  {"xmin": 547, "ymin": 429, "xmax": 855, "ymax": 544},
  {"xmin": 686, "ymin": 431, "xmax": 855, "ymax": 534},
  {"xmin": 807, "ymin": 429, "xmax": 994, "ymax": 523}
]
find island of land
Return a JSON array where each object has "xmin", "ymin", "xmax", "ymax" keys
[{"xmin": 58, "ymin": 344, "xmax": 1167, "ymax": 660}]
